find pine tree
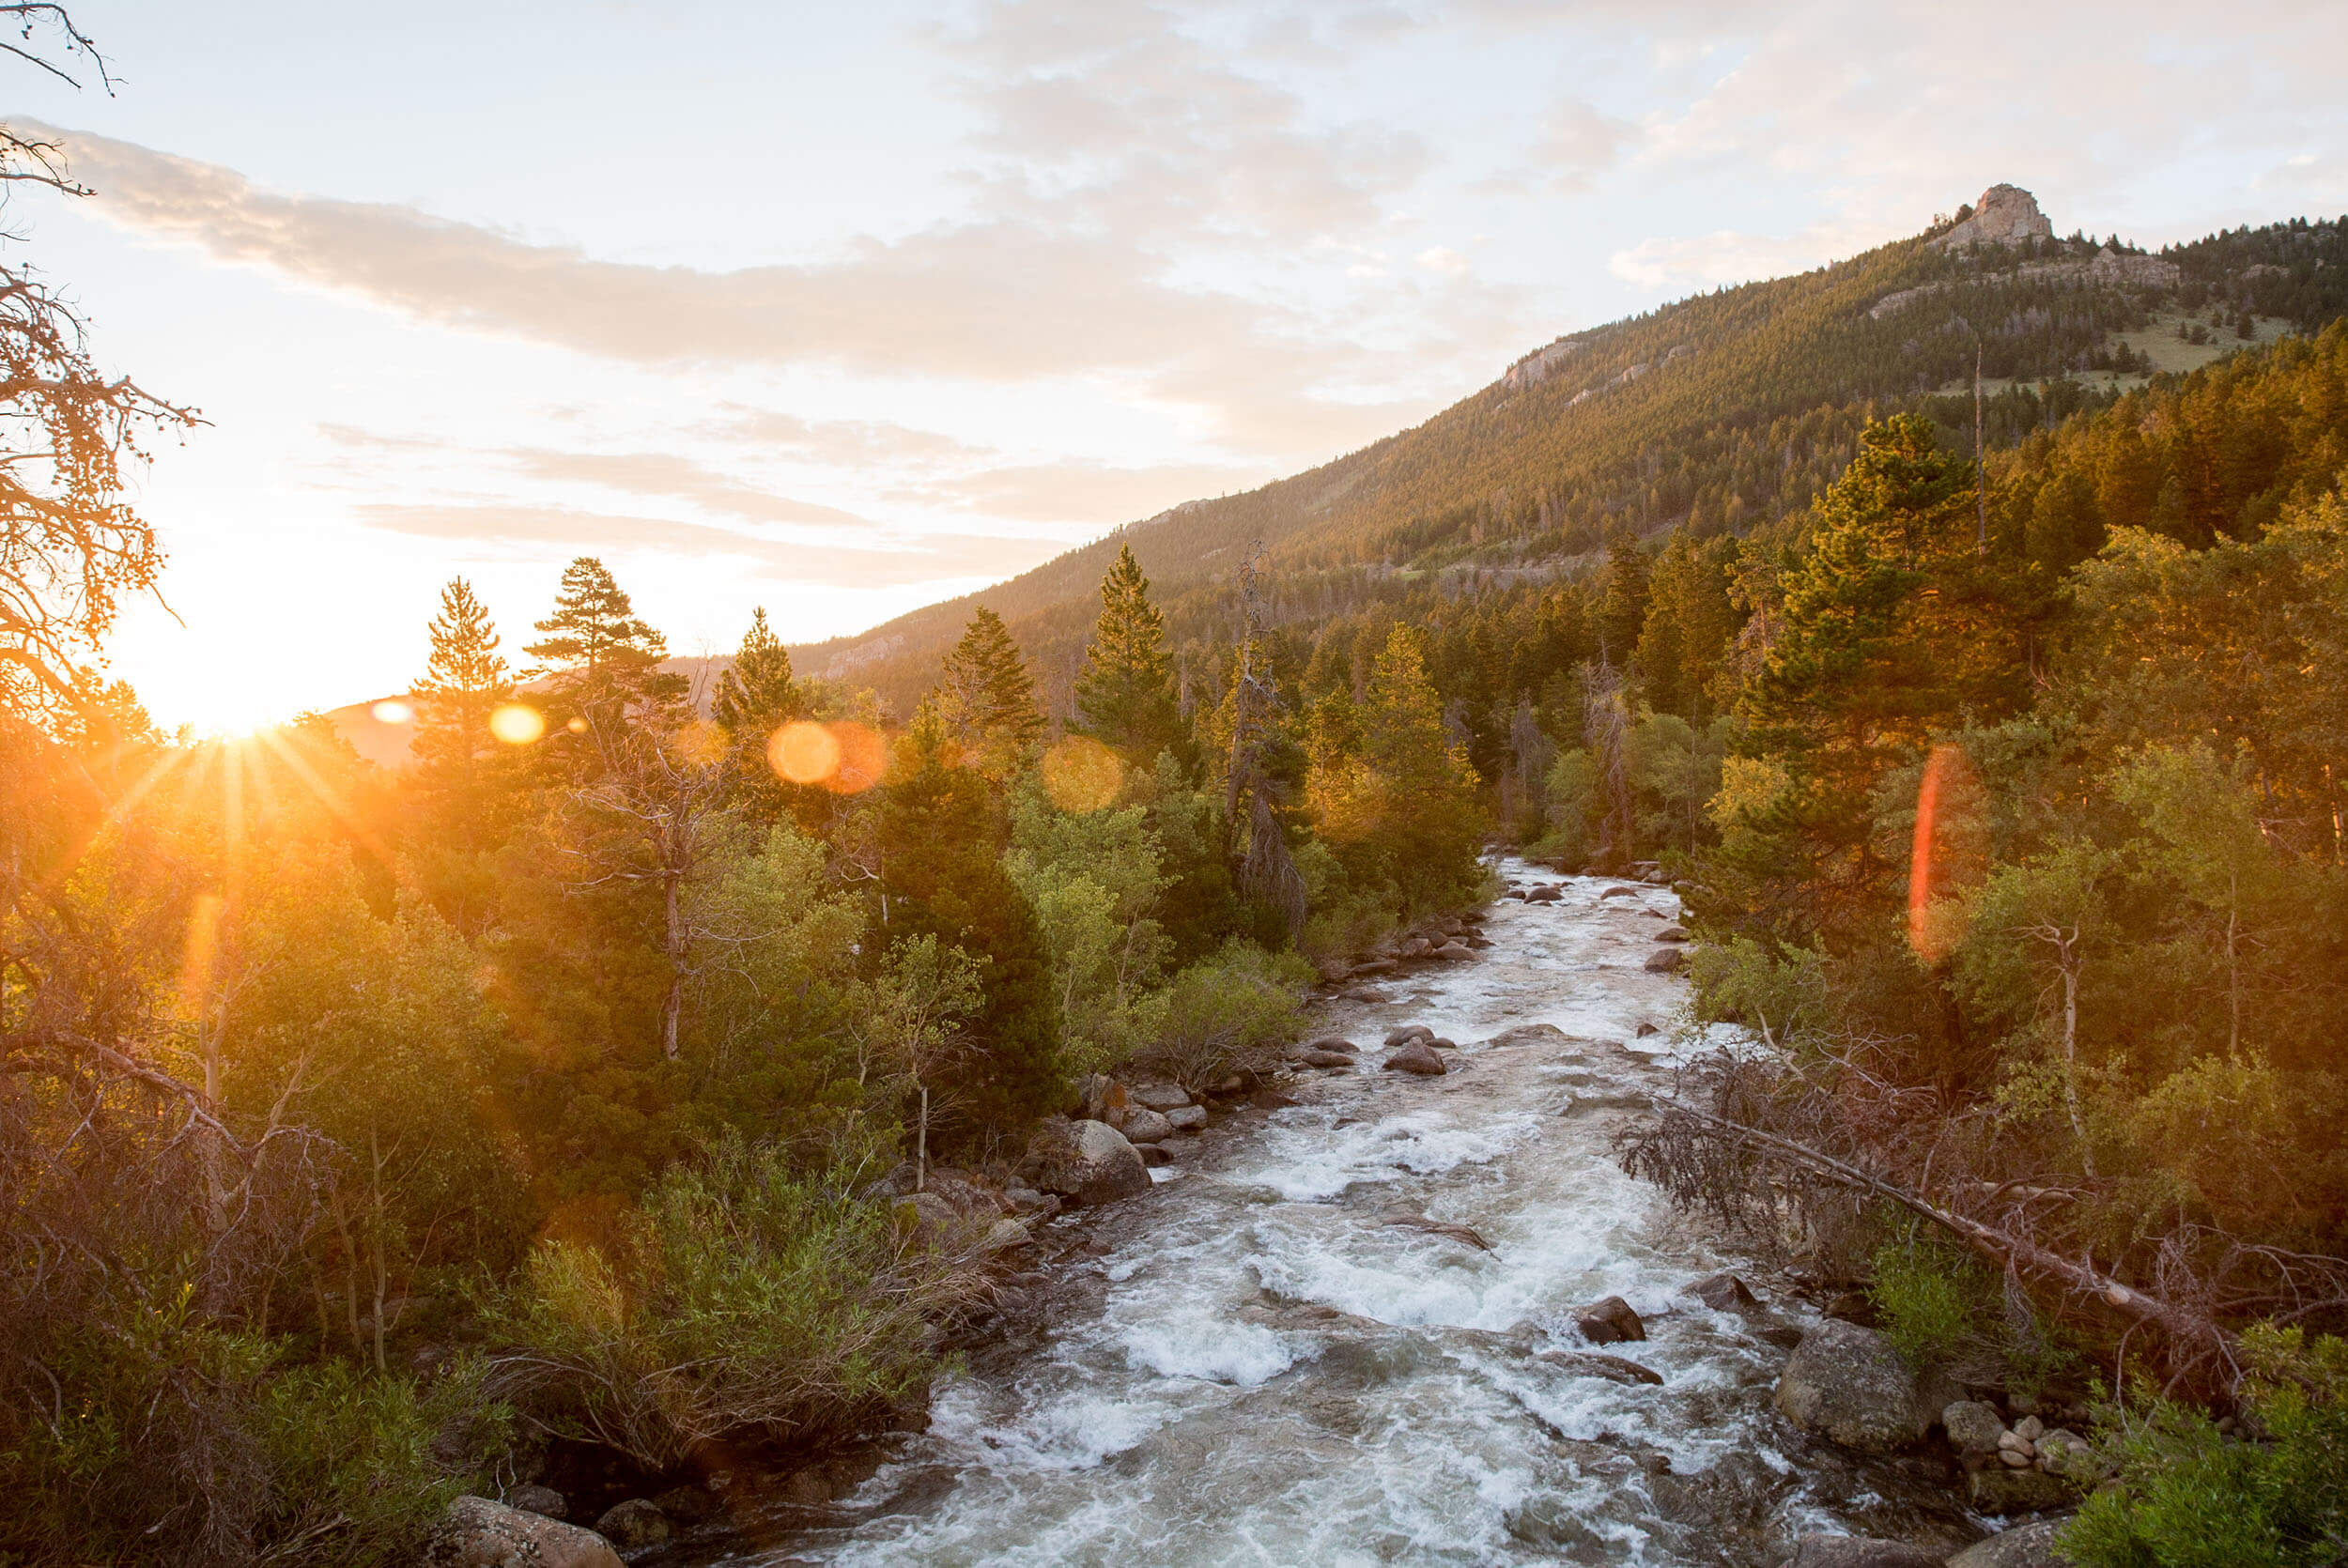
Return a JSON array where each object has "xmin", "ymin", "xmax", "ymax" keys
[
  {"xmin": 713, "ymin": 607, "xmax": 803, "ymax": 736},
  {"xmin": 934, "ymin": 607, "xmax": 1043, "ymax": 779},
  {"xmin": 411, "ymin": 577, "xmax": 513, "ymax": 789},
  {"xmin": 1071, "ymin": 546, "xmax": 1184, "ymax": 761},
  {"xmin": 525, "ymin": 557, "xmax": 679, "ymax": 727},
  {"xmin": 1598, "ymin": 535, "xmax": 1652, "ymax": 662}
]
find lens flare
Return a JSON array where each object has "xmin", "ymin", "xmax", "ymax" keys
[
  {"xmin": 1908, "ymin": 743, "xmax": 1986, "ymax": 962},
  {"xmin": 490, "ymin": 703, "xmax": 546, "ymax": 745},
  {"xmin": 767, "ymin": 720, "xmax": 888, "ymax": 793},
  {"xmin": 675, "ymin": 719, "xmax": 728, "ymax": 768},
  {"xmin": 1041, "ymin": 735, "xmax": 1122, "ymax": 812},
  {"xmin": 769, "ymin": 721, "xmax": 841, "ymax": 785},
  {"xmin": 370, "ymin": 699, "xmax": 414, "ymax": 725}
]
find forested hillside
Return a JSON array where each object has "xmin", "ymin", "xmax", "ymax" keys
[{"xmin": 804, "ymin": 199, "xmax": 2348, "ymax": 724}]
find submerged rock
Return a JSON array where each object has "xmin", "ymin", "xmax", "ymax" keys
[
  {"xmin": 1537, "ymin": 1348, "xmax": 1663, "ymax": 1386},
  {"xmin": 1774, "ymin": 1320, "xmax": 1932, "ymax": 1452},
  {"xmin": 1788, "ymin": 1537, "xmax": 1944, "ymax": 1567},
  {"xmin": 424, "ymin": 1496, "xmax": 623, "ymax": 1568}
]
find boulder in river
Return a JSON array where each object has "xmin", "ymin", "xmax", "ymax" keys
[
  {"xmin": 1525, "ymin": 884, "xmax": 1564, "ymax": 902},
  {"xmin": 1384, "ymin": 1024, "xmax": 1435, "ymax": 1048},
  {"xmin": 1773, "ymin": 1319, "xmax": 1932, "ymax": 1452},
  {"xmin": 1384, "ymin": 1042, "xmax": 1447, "ymax": 1075},
  {"xmin": 1303, "ymin": 1036, "xmax": 1358, "ymax": 1054},
  {"xmin": 1575, "ymin": 1295, "xmax": 1646, "ymax": 1345},
  {"xmin": 1643, "ymin": 946, "xmax": 1688, "ymax": 973},
  {"xmin": 1688, "ymin": 1271, "xmax": 1760, "ymax": 1311},
  {"xmin": 1129, "ymin": 1082, "xmax": 1192, "ymax": 1111},
  {"xmin": 424, "ymin": 1496, "xmax": 623, "ymax": 1568},
  {"xmin": 1946, "ymin": 1519, "xmax": 2073, "ymax": 1566},
  {"xmin": 1120, "ymin": 1108, "xmax": 1175, "ymax": 1144},
  {"xmin": 1300, "ymin": 1050, "xmax": 1357, "ymax": 1068},
  {"xmin": 1652, "ymin": 925, "xmax": 1689, "ymax": 942},
  {"xmin": 1787, "ymin": 1537, "xmax": 1944, "ymax": 1567},
  {"xmin": 1434, "ymin": 941, "xmax": 1474, "ymax": 961},
  {"xmin": 593, "ymin": 1499, "xmax": 671, "ymax": 1548},
  {"xmin": 1943, "ymin": 1399, "xmax": 2008, "ymax": 1457},
  {"xmin": 1165, "ymin": 1104, "xmax": 1208, "ymax": 1131},
  {"xmin": 1020, "ymin": 1117, "xmax": 1151, "ymax": 1207},
  {"xmin": 1966, "ymin": 1464, "xmax": 2076, "ymax": 1515}
]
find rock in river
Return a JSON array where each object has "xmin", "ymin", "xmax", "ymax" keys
[
  {"xmin": 1020, "ymin": 1117, "xmax": 1151, "ymax": 1207},
  {"xmin": 593, "ymin": 1499, "xmax": 671, "ymax": 1548},
  {"xmin": 1383, "ymin": 1041, "xmax": 1447, "ymax": 1075},
  {"xmin": 1643, "ymin": 946, "xmax": 1688, "ymax": 973},
  {"xmin": 1947, "ymin": 1518, "xmax": 2073, "ymax": 1566},
  {"xmin": 424, "ymin": 1496, "xmax": 623, "ymax": 1568},
  {"xmin": 1773, "ymin": 1319, "xmax": 1932, "ymax": 1452},
  {"xmin": 1788, "ymin": 1537, "xmax": 1945, "ymax": 1567},
  {"xmin": 1575, "ymin": 1295, "xmax": 1646, "ymax": 1345}
]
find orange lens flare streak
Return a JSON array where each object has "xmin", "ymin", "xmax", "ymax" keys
[{"xmin": 1907, "ymin": 744, "xmax": 1983, "ymax": 963}]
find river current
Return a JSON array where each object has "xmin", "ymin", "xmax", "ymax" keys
[{"xmin": 692, "ymin": 862, "xmax": 1955, "ymax": 1566}]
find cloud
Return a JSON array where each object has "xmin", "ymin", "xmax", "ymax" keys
[
  {"xmin": 1416, "ymin": 246, "xmax": 1471, "ymax": 276},
  {"xmin": 1608, "ymin": 218, "xmax": 1887, "ymax": 289},
  {"xmin": 892, "ymin": 457, "xmax": 1273, "ymax": 524},
  {"xmin": 354, "ymin": 501, "xmax": 1052, "ymax": 588},
  {"xmin": 1539, "ymin": 100, "xmax": 1638, "ymax": 192}
]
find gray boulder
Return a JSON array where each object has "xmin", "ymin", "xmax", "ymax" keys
[
  {"xmin": 506, "ymin": 1484, "xmax": 565, "ymax": 1518},
  {"xmin": 1120, "ymin": 1108, "xmax": 1175, "ymax": 1144},
  {"xmin": 1303, "ymin": 1036, "xmax": 1358, "ymax": 1054},
  {"xmin": 424, "ymin": 1496, "xmax": 624, "ymax": 1568},
  {"xmin": 1966, "ymin": 1466, "xmax": 2076, "ymax": 1515},
  {"xmin": 592, "ymin": 1499, "xmax": 671, "ymax": 1548},
  {"xmin": 1434, "ymin": 941, "xmax": 1474, "ymax": 961},
  {"xmin": 1300, "ymin": 1050, "xmax": 1357, "ymax": 1068},
  {"xmin": 1689, "ymin": 1271, "xmax": 1759, "ymax": 1311},
  {"xmin": 1787, "ymin": 1537, "xmax": 1943, "ymax": 1568},
  {"xmin": 1384, "ymin": 1042, "xmax": 1447, "ymax": 1075},
  {"xmin": 1129, "ymin": 1082, "xmax": 1191, "ymax": 1111},
  {"xmin": 1643, "ymin": 946, "xmax": 1688, "ymax": 973},
  {"xmin": 1773, "ymin": 1319, "xmax": 1931, "ymax": 1451},
  {"xmin": 1021, "ymin": 1118, "xmax": 1151, "ymax": 1207},
  {"xmin": 1384, "ymin": 1024, "xmax": 1435, "ymax": 1048},
  {"xmin": 1947, "ymin": 1519, "xmax": 2075, "ymax": 1567},
  {"xmin": 1165, "ymin": 1104, "xmax": 1208, "ymax": 1131},
  {"xmin": 1653, "ymin": 925, "xmax": 1689, "ymax": 942},
  {"xmin": 1944, "ymin": 1399, "xmax": 2009, "ymax": 1457}
]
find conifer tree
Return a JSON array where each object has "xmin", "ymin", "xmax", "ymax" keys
[
  {"xmin": 712, "ymin": 607, "xmax": 801, "ymax": 735},
  {"xmin": 934, "ymin": 607, "xmax": 1043, "ymax": 779},
  {"xmin": 525, "ymin": 557, "xmax": 679, "ymax": 728},
  {"xmin": 1072, "ymin": 545, "xmax": 1184, "ymax": 761},
  {"xmin": 1598, "ymin": 535, "xmax": 1652, "ymax": 661},
  {"xmin": 411, "ymin": 577, "xmax": 513, "ymax": 791}
]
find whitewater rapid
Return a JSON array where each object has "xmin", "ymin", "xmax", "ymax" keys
[{"xmin": 703, "ymin": 862, "xmax": 1951, "ymax": 1565}]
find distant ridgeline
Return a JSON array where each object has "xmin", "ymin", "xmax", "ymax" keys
[{"xmin": 795, "ymin": 186, "xmax": 2348, "ymax": 722}]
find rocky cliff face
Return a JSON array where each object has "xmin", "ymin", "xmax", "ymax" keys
[{"xmin": 1933, "ymin": 184, "xmax": 2055, "ymax": 250}]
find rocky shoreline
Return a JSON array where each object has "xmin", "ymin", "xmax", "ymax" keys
[{"xmin": 425, "ymin": 867, "xmax": 2093, "ymax": 1568}]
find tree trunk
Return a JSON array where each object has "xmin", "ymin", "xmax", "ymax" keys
[
  {"xmin": 662, "ymin": 869, "xmax": 685, "ymax": 1060},
  {"xmin": 2058, "ymin": 946, "xmax": 2096, "ymax": 1177},
  {"xmin": 917, "ymin": 1084, "xmax": 929, "ymax": 1194}
]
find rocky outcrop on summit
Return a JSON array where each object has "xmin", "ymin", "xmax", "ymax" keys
[{"xmin": 1933, "ymin": 183, "xmax": 2055, "ymax": 250}]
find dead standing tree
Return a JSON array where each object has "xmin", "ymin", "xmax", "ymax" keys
[
  {"xmin": 1583, "ymin": 658, "xmax": 1635, "ymax": 872},
  {"xmin": 1224, "ymin": 543, "xmax": 1305, "ymax": 938}
]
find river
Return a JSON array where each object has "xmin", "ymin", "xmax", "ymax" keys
[{"xmin": 688, "ymin": 862, "xmax": 1964, "ymax": 1565}]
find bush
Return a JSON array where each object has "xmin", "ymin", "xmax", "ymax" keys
[
  {"xmin": 1128, "ymin": 940, "xmax": 1312, "ymax": 1090},
  {"xmin": 484, "ymin": 1134, "xmax": 968, "ymax": 1470},
  {"xmin": 2062, "ymin": 1327, "xmax": 2348, "ymax": 1568},
  {"xmin": 1867, "ymin": 1223, "xmax": 1986, "ymax": 1366}
]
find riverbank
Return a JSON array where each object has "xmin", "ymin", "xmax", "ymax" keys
[{"xmin": 517, "ymin": 859, "xmax": 2009, "ymax": 1567}]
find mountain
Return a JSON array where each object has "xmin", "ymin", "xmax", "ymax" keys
[{"xmin": 789, "ymin": 186, "xmax": 2348, "ymax": 719}]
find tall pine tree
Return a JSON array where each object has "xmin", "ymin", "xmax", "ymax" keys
[
  {"xmin": 713, "ymin": 607, "xmax": 810, "ymax": 827},
  {"xmin": 934, "ymin": 607, "xmax": 1043, "ymax": 780},
  {"xmin": 411, "ymin": 577, "xmax": 514, "ymax": 790},
  {"xmin": 1071, "ymin": 546, "xmax": 1185, "ymax": 762},
  {"xmin": 524, "ymin": 557, "xmax": 680, "ymax": 738}
]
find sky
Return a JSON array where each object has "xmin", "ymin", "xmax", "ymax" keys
[{"xmin": 8, "ymin": 0, "xmax": 2344, "ymax": 732}]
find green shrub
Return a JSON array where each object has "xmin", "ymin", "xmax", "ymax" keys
[
  {"xmin": 485, "ymin": 1134, "xmax": 965, "ymax": 1470},
  {"xmin": 1129, "ymin": 939, "xmax": 1312, "ymax": 1090},
  {"xmin": 2062, "ymin": 1327, "xmax": 2348, "ymax": 1568},
  {"xmin": 1867, "ymin": 1222, "xmax": 1987, "ymax": 1366}
]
